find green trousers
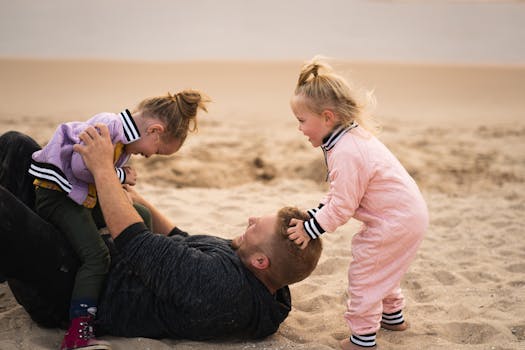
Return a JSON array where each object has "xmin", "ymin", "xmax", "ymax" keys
[{"xmin": 34, "ymin": 187, "xmax": 152, "ymax": 301}]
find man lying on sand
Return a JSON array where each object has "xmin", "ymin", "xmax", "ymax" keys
[{"xmin": 0, "ymin": 129, "xmax": 322, "ymax": 343}]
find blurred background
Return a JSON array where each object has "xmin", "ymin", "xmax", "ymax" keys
[
  {"xmin": 1, "ymin": 3, "xmax": 525, "ymax": 350},
  {"xmin": 1, "ymin": 0, "xmax": 524, "ymax": 64}
]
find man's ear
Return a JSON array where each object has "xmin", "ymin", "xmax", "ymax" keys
[
  {"xmin": 321, "ymin": 109, "xmax": 337, "ymax": 128},
  {"xmin": 250, "ymin": 253, "xmax": 270, "ymax": 270}
]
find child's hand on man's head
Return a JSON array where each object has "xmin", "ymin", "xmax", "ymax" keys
[
  {"xmin": 123, "ymin": 166, "xmax": 137, "ymax": 186},
  {"xmin": 287, "ymin": 218, "xmax": 311, "ymax": 250}
]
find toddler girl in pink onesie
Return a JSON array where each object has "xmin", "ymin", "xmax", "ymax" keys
[{"xmin": 287, "ymin": 57, "xmax": 428, "ymax": 350}]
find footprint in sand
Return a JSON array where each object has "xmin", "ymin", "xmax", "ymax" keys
[
  {"xmin": 506, "ymin": 263, "xmax": 525, "ymax": 273},
  {"xmin": 459, "ymin": 270, "xmax": 501, "ymax": 284},
  {"xmin": 432, "ymin": 322, "xmax": 499, "ymax": 344},
  {"xmin": 510, "ymin": 324, "xmax": 525, "ymax": 341},
  {"xmin": 313, "ymin": 257, "xmax": 348, "ymax": 276},
  {"xmin": 403, "ymin": 273, "xmax": 437, "ymax": 303},
  {"xmin": 433, "ymin": 270, "xmax": 459, "ymax": 286},
  {"xmin": 507, "ymin": 280, "xmax": 525, "ymax": 288}
]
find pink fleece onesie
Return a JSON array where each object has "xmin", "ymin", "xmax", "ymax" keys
[{"xmin": 307, "ymin": 125, "xmax": 428, "ymax": 336}]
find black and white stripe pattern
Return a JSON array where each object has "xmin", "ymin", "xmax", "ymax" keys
[
  {"xmin": 350, "ymin": 333, "xmax": 376, "ymax": 347},
  {"xmin": 382, "ymin": 310, "xmax": 404, "ymax": 325},
  {"xmin": 119, "ymin": 109, "xmax": 141, "ymax": 143},
  {"xmin": 28, "ymin": 162, "xmax": 72, "ymax": 193},
  {"xmin": 115, "ymin": 167, "xmax": 126, "ymax": 184},
  {"xmin": 307, "ymin": 203, "xmax": 324, "ymax": 218},
  {"xmin": 303, "ymin": 216, "xmax": 325, "ymax": 239},
  {"xmin": 321, "ymin": 121, "xmax": 358, "ymax": 152}
]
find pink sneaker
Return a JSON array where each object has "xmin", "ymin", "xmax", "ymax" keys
[{"xmin": 60, "ymin": 316, "xmax": 111, "ymax": 350}]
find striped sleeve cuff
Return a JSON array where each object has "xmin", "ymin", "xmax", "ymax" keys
[
  {"xmin": 307, "ymin": 203, "xmax": 324, "ymax": 218},
  {"xmin": 303, "ymin": 217, "xmax": 325, "ymax": 239},
  {"xmin": 115, "ymin": 167, "xmax": 126, "ymax": 184}
]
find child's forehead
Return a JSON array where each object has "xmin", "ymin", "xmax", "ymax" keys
[
  {"xmin": 292, "ymin": 96, "xmax": 319, "ymax": 115},
  {"xmin": 291, "ymin": 94, "xmax": 307, "ymax": 103},
  {"xmin": 291, "ymin": 95, "xmax": 309, "ymax": 110}
]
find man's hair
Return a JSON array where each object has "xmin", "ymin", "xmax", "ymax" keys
[{"xmin": 264, "ymin": 206, "xmax": 322, "ymax": 287}]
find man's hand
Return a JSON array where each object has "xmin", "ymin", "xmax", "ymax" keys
[
  {"xmin": 287, "ymin": 218, "xmax": 311, "ymax": 250},
  {"xmin": 122, "ymin": 166, "xmax": 137, "ymax": 186},
  {"xmin": 73, "ymin": 124, "xmax": 114, "ymax": 177},
  {"xmin": 74, "ymin": 124, "xmax": 143, "ymax": 239}
]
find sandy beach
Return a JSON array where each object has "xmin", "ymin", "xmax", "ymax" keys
[{"xmin": 0, "ymin": 59, "xmax": 524, "ymax": 349}]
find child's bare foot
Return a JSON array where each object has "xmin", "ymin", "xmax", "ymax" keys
[
  {"xmin": 340, "ymin": 338, "xmax": 377, "ymax": 349},
  {"xmin": 380, "ymin": 320, "xmax": 408, "ymax": 331}
]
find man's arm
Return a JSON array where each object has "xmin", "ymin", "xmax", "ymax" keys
[
  {"xmin": 73, "ymin": 124, "xmax": 142, "ymax": 239},
  {"xmin": 123, "ymin": 184, "xmax": 176, "ymax": 236}
]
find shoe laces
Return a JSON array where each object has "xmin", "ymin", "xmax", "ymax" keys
[{"xmin": 78, "ymin": 319, "xmax": 95, "ymax": 339}]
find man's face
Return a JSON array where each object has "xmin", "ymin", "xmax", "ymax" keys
[{"xmin": 232, "ymin": 214, "xmax": 278, "ymax": 261}]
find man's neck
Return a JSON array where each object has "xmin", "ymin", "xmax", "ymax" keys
[{"xmin": 251, "ymin": 269, "xmax": 279, "ymax": 295}]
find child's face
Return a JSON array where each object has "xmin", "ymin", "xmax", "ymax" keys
[
  {"xmin": 126, "ymin": 133, "xmax": 181, "ymax": 158},
  {"xmin": 290, "ymin": 96, "xmax": 334, "ymax": 148}
]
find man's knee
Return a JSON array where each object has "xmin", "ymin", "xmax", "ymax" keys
[
  {"xmin": 133, "ymin": 203, "xmax": 152, "ymax": 229},
  {"xmin": 84, "ymin": 244, "xmax": 111, "ymax": 275}
]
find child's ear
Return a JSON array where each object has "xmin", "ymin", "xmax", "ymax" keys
[
  {"xmin": 321, "ymin": 110, "xmax": 337, "ymax": 127},
  {"xmin": 147, "ymin": 123, "xmax": 165, "ymax": 135}
]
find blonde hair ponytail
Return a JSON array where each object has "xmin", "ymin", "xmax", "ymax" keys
[
  {"xmin": 295, "ymin": 57, "xmax": 379, "ymax": 134},
  {"xmin": 137, "ymin": 89, "xmax": 211, "ymax": 143}
]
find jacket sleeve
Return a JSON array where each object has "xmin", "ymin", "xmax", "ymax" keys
[{"xmin": 313, "ymin": 147, "xmax": 370, "ymax": 233}]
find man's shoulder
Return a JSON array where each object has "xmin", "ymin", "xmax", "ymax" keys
[{"xmin": 177, "ymin": 234, "xmax": 232, "ymax": 251}]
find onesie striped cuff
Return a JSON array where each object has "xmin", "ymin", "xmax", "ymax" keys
[
  {"xmin": 350, "ymin": 333, "xmax": 376, "ymax": 348},
  {"xmin": 307, "ymin": 203, "xmax": 324, "ymax": 218},
  {"xmin": 303, "ymin": 217, "xmax": 325, "ymax": 239},
  {"xmin": 382, "ymin": 310, "xmax": 404, "ymax": 325}
]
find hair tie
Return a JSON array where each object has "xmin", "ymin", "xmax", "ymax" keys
[{"xmin": 312, "ymin": 63, "xmax": 320, "ymax": 78}]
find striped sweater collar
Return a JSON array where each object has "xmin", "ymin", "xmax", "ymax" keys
[
  {"xmin": 321, "ymin": 122, "xmax": 358, "ymax": 152},
  {"xmin": 119, "ymin": 109, "xmax": 141, "ymax": 143}
]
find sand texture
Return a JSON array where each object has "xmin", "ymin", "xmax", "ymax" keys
[{"xmin": 1, "ymin": 59, "xmax": 524, "ymax": 349}]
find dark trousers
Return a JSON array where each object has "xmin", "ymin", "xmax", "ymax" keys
[
  {"xmin": 34, "ymin": 188, "xmax": 153, "ymax": 301},
  {"xmin": 0, "ymin": 185, "xmax": 76, "ymax": 327},
  {"xmin": 34, "ymin": 187, "xmax": 110, "ymax": 302}
]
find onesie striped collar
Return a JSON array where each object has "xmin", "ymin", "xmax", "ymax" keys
[
  {"xmin": 321, "ymin": 122, "xmax": 358, "ymax": 152},
  {"xmin": 119, "ymin": 109, "xmax": 141, "ymax": 143}
]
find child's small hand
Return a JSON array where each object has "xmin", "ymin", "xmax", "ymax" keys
[
  {"xmin": 287, "ymin": 218, "xmax": 311, "ymax": 250},
  {"xmin": 123, "ymin": 166, "xmax": 137, "ymax": 186},
  {"xmin": 122, "ymin": 184, "xmax": 146, "ymax": 206}
]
